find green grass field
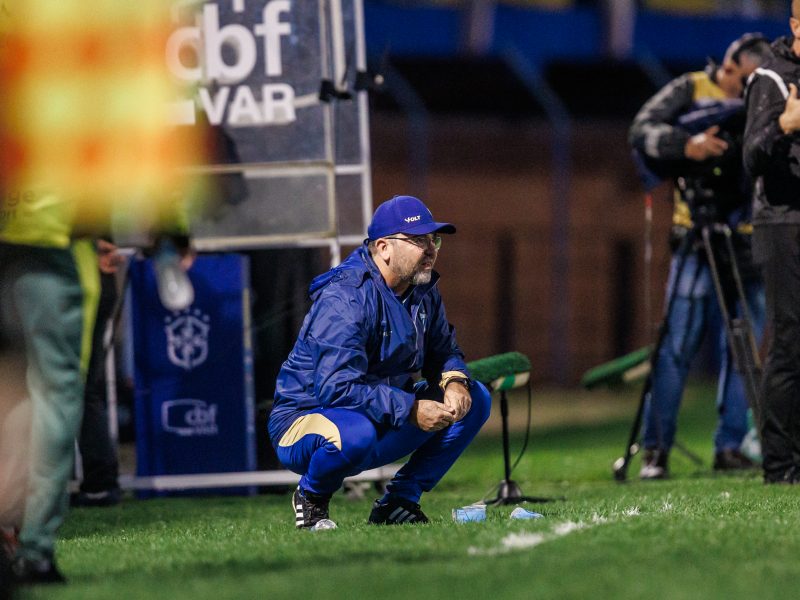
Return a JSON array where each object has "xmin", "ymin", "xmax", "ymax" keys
[{"xmin": 22, "ymin": 382, "xmax": 800, "ymax": 600}]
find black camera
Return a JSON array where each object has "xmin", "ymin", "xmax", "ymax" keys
[{"xmin": 638, "ymin": 100, "xmax": 747, "ymax": 222}]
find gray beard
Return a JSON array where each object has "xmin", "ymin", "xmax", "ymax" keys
[{"xmin": 411, "ymin": 270, "xmax": 432, "ymax": 285}]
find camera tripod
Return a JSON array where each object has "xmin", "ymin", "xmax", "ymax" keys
[{"xmin": 612, "ymin": 218, "xmax": 763, "ymax": 482}]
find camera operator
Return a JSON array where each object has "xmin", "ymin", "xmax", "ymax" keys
[
  {"xmin": 744, "ymin": 3, "xmax": 800, "ymax": 484},
  {"xmin": 629, "ymin": 33, "xmax": 771, "ymax": 479}
]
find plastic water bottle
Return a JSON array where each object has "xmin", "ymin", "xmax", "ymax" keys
[
  {"xmin": 509, "ymin": 507, "xmax": 543, "ymax": 520},
  {"xmin": 153, "ymin": 237, "xmax": 194, "ymax": 312},
  {"xmin": 452, "ymin": 504, "xmax": 486, "ymax": 523}
]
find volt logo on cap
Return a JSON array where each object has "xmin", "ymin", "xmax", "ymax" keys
[{"xmin": 367, "ymin": 195, "xmax": 456, "ymax": 239}]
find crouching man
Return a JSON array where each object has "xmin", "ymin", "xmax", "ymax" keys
[{"xmin": 269, "ymin": 195, "xmax": 492, "ymax": 530}]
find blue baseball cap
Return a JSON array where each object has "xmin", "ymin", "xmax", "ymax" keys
[{"xmin": 367, "ymin": 195, "xmax": 456, "ymax": 240}]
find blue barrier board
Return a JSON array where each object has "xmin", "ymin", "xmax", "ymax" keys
[{"xmin": 130, "ymin": 254, "xmax": 256, "ymax": 496}]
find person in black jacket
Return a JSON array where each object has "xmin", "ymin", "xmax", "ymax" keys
[
  {"xmin": 629, "ymin": 33, "xmax": 771, "ymax": 479},
  {"xmin": 743, "ymin": 3, "xmax": 800, "ymax": 484}
]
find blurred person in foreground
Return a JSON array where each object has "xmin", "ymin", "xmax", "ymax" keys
[
  {"xmin": 744, "ymin": 1, "xmax": 800, "ymax": 484},
  {"xmin": 0, "ymin": 1, "xmax": 197, "ymax": 581},
  {"xmin": 269, "ymin": 195, "xmax": 491, "ymax": 530},
  {"xmin": 628, "ymin": 33, "xmax": 771, "ymax": 479},
  {"xmin": 0, "ymin": 2, "xmax": 113, "ymax": 578},
  {"xmin": 0, "ymin": 189, "xmax": 104, "ymax": 584}
]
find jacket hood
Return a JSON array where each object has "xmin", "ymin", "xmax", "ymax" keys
[
  {"xmin": 308, "ymin": 246, "xmax": 370, "ymax": 299},
  {"xmin": 307, "ymin": 243, "xmax": 439, "ymax": 300},
  {"xmin": 771, "ymin": 36, "xmax": 800, "ymax": 64}
]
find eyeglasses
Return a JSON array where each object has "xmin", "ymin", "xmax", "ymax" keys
[{"xmin": 384, "ymin": 234, "xmax": 442, "ymax": 250}]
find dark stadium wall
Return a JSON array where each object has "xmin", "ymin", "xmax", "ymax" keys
[{"xmin": 370, "ymin": 113, "xmax": 675, "ymax": 384}]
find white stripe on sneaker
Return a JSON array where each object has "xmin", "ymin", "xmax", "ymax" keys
[
  {"xmin": 396, "ymin": 510, "xmax": 411, "ymax": 523},
  {"xmin": 293, "ymin": 491, "xmax": 305, "ymax": 527},
  {"xmin": 388, "ymin": 507, "xmax": 405, "ymax": 521}
]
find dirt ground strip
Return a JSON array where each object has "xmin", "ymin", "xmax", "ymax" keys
[{"xmin": 480, "ymin": 386, "xmax": 640, "ymax": 433}]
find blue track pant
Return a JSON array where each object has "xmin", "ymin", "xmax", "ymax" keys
[{"xmin": 271, "ymin": 382, "xmax": 492, "ymax": 502}]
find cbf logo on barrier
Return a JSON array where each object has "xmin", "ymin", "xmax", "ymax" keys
[
  {"xmin": 166, "ymin": 0, "xmax": 297, "ymax": 127},
  {"xmin": 162, "ymin": 399, "xmax": 219, "ymax": 436},
  {"xmin": 165, "ymin": 309, "xmax": 211, "ymax": 371}
]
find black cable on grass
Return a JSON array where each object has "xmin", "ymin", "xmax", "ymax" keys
[
  {"xmin": 510, "ymin": 381, "xmax": 533, "ymax": 475},
  {"xmin": 478, "ymin": 380, "xmax": 534, "ymax": 505},
  {"xmin": 478, "ymin": 482, "xmax": 499, "ymax": 506}
]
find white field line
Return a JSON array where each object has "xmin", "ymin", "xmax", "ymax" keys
[{"xmin": 467, "ymin": 507, "xmax": 641, "ymax": 556}]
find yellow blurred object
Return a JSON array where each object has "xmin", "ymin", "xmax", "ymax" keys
[{"xmin": 0, "ymin": 0, "xmax": 205, "ymax": 240}]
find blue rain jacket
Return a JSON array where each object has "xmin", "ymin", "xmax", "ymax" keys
[{"xmin": 272, "ymin": 244, "xmax": 468, "ymax": 430}]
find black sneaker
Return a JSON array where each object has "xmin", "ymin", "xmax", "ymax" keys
[
  {"xmin": 368, "ymin": 496, "xmax": 429, "ymax": 525},
  {"xmin": 11, "ymin": 555, "xmax": 66, "ymax": 585},
  {"xmin": 0, "ymin": 550, "xmax": 14, "ymax": 600},
  {"xmin": 639, "ymin": 448, "xmax": 669, "ymax": 480},
  {"xmin": 292, "ymin": 487, "xmax": 336, "ymax": 530},
  {"xmin": 764, "ymin": 465, "xmax": 800, "ymax": 485},
  {"xmin": 70, "ymin": 488, "xmax": 122, "ymax": 508},
  {"xmin": 713, "ymin": 449, "xmax": 757, "ymax": 471}
]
